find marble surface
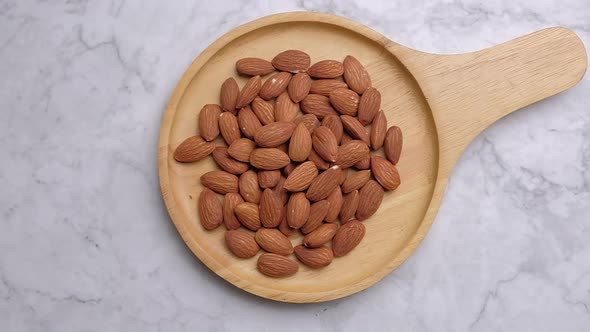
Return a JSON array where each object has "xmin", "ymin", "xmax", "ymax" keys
[{"xmin": 1, "ymin": 0, "xmax": 589, "ymax": 331}]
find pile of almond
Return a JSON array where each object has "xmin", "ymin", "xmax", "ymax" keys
[{"xmin": 174, "ymin": 50, "xmax": 402, "ymax": 278}]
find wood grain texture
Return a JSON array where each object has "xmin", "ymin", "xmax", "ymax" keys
[{"xmin": 158, "ymin": 12, "xmax": 587, "ymax": 303}]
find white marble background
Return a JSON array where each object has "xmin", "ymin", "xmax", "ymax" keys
[{"xmin": 1, "ymin": 0, "xmax": 589, "ymax": 331}]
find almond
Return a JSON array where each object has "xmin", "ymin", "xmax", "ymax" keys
[
  {"xmin": 309, "ymin": 79, "xmax": 348, "ymax": 96},
  {"xmin": 307, "ymin": 60, "xmax": 344, "ymax": 79},
  {"xmin": 275, "ymin": 91, "xmax": 299, "ymax": 122},
  {"xmin": 341, "ymin": 170, "xmax": 371, "ymax": 193},
  {"xmin": 272, "ymin": 176, "xmax": 289, "ymax": 205},
  {"xmin": 341, "ymin": 132, "xmax": 352, "ymax": 144},
  {"xmin": 271, "ymin": 50, "xmax": 310, "ymax": 73},
  {"xmin": 257, "ymin": 170, "xmax": 281, "ymax": 189},
  {"xmin": 250, "ymin": 148, "xmax": 291, "ymax": 170},
  {"xmin": 321, "ymin": 115, "xmax": 344, "ymax": 144},
  {"xmin": 234, "ymin": 202, "xmax": 261, "ymax": 231},
  {"xmin": 287, "ymin": 192, "xmax": 310, "ymax": 229},
  {"xmin": 301, "ymin": 200, "xmax": 330, "ymax": 234},
  {"xmin": 371, "ymin": 156, "xmax": 401, "ymax": 191},
  {"xmin": 312, "ymin": 126, "xmax": 338, "ymax": 162},
  {"xmin": 356, "ymin": 180, "xmax": 384, "ymax": 221},
  {"xmin": 335, "ymin": 140, "xmax": 370, "ymax": 168},
  {"xmin": 283, "ymin": 161, "xmax": 318, "ymax": 192},
  {"xmin": 218, "ymin": 112, "xmax": 241, "ymax": 145},
  {"xmin": 293, "ymin": 114, "xmax": 320, "ymax": 133},
  {"xmin": 254, "ymin": 121, "xmax": 296, "ymax": 147},
  {"xmin": 251, "ymin": 97, "xmax": 275, "ymax": 125},
  {"xmin": 238, "ymin": 170, "xmax": 261, "ymax": 203},
  {"xmin": 278, "ymin": 208, "xmax": 296, "ymax": 237},
  {"xmin": 220, "ymin": 78, "xmax": 239, "ymax": 113},
  {"xmin": 294, "ymin": 245, "xmax": 334, "ymax": 268},
  {"xmin": 259, "ymin": 72, "xmax": 292, "ymax": 100},
  {"xmin": 198, "ymin": 104, "xmax": 221, "ymax": 141},
  {"xmin": 238, "ymin": 106, "xmax": 262, "ymax": 139},
  {"xmin": 303, "ymin": 223, "xmax": 338, "ymax": 248},
  {"xmin": 212, "ymin": 147, "xmax": 249, "ymax": 175},
  {"xmin": 255, "ymin": 228, "xmax": 293, "ymax": 255},
  {"xmin": 257, "ymin": 253, "xmax": 298, "ymax": 278},
  {"xmin": 301, "ymin": 94, "xmax": 338, "ymax": 119},
  {"xmin": 370, "ymin": 110, "xmax": 387, "ymax": 149},
  {"xmin": 330, "ymin": 88, "xmax": 359, "ymax": 116},
  {"xmin": 225, "ymin": 230, "xmax": 259, "ymax": 258},
  {"xmin": 227, "ymin": 138, "xmax": 256, "ymax": 162},
  {"xmin": 236, "ymin": 58, "xmax": 275, "ymax": 76},
  {"xmin": 332, "ymin": 220, "xmax": 365, "ymax": 256},
  {"xmin": 343, "ymin": 55, "xmax": 370, "ymax": 94},
  {"xmin": 223, "ymin": 192, "xmax": 244, "ymax": 230},
  {"xmin": 289, "ymin": 122, "xmax": 312, "ymax": 162},
  {"xmin": 324, "ymin": 186, "xmax": 342, "ymax": 222},
  {"xmin": 174, "ymin": 136, "xmax": 215, "ymax": 162},
  {"xmin": 339, "ymin": 190, "xmax": 360, "ymax": 224},
  {"xmin": 282, "ymin": 162, "xmax": 298, "ymax": 177},
  {"xmin": 259, "ymin": 188, "xmax": 283, "ymax": 228},
  {"xmin": 354, "ymin": 154, "xmax": 371, "ymax": 170},
  {"xmin": 288, "ymin": 73, "xmax": 311, "ymax": 103},
  {"xmin": 201, "ymin": 170, "xmax": 239, "ymax": 194},
  {"xmin": 384, "ymin": 126, "xmax": 403, "ymax": 165},
  {"xmin": 276, "ymin": 143, "xmax": 288, "ymax": 153},
  {"xmin": 341, "ymin": 115, "xmax": 370, "ymax": 145},
  {"xmin": 306, "ymin": 166, "xmax": 342, "ymax": 201},
  {"xmin": 308, "ymin": 148, "xmax": 330, "ymax": 170},
  {"xmin": 338, "ymin": 167, "xmax": 348, "ymax": 185},
  {"xmin": 358, "ymin": 87, "xmax": 381, "ymax": 125},
  {"xmin": 198, "ymin": 188, "xmax": 223, "ymax": 230},
  {"xmin": 236, "ymin": 75, "xmax": 262, "ymax": 109}
]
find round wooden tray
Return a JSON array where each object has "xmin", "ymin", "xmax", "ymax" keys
[{"xmin": 158, "ymin": 12, "xmax": 586, "ymax": 302}]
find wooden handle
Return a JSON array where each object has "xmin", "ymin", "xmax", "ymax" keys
[{"xmin": 390, "ymin": 27, "xmax": 587, "ymax": 168}]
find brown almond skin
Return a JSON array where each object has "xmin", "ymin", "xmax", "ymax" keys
[
  {"xmin": 236, "ymin": 58, "xmax": 275, "ymax": 76},
  {"xmin": 258, "ymin": 170, "xmax": 281, "ymax": 189},
  {"xmin": 239, "ymin": 170, "xmax": 261, "ymax": 203},
  {"xmin": 358, "ymin": 87, "xmax": 381, "ymax": 125},
  {"xmin": 339, "ymin": 190, "xmax": 360, "ymax": 224},
  {"xmin": 370, "ymin": 110, "xmax": 387, "ymax": 149},
  {"xmin": 220, "ymin": 78, "xmax": 239, "ymax": 113},
  {"xmin": 324, "ymin": 186, "xmax": 342, "ymax": 223},
  {"xmin": 312, "ymin": 126, "xmax": 338, "ymax": 163},
  {"xmin": 341, "ymin": 115, "xmax": 370, "ymax": 145},
  {"xmin": 303, "ymin": 223, "xmax": 338, "ymax": 248},
  {"xmin": 272, "ymin": 50, "xmax": 310, "ymax": 73},
  {"xmin": 294, "ymin": 245, "xmax": 334, "ymax": 268},
  {"xmin": 354, "ymin": 154, "xmax": 371, "ymax": 170},
  {"xmin": 371, "ymin": 156, "xmax": 401, "ymax": 191},
  {"xmin": 289, "ymin": 122, "xmax": 312, "ymax": 162},
  {"xmin": 198, "ymin": 188, "xmax": 223, "ymax": 230},
  {"xmin": 343, "ymin": 55, "xmax": 371, "ymax": 94},
  {"xmin": 307, "ymin": 60, "xmax": 344, "ymax": 79},
  {"xmin": 201, "ymin": 171, "xmax": 239, "ymax": 194},
  {"xmin": 254, "ymin": 121, "xmax": 296, "ymax": 148},
  {"xmin": 259, "ymin": 189, "xmax": 283, "ymax": 228},
  {"xmin": 335, "ymin": 140, "xmax": 370, "ymax": 168},
  {"xmin": 234, "ymin": 202, "xmax": 261, "ymax": 231},
  {"xmin": 308, "ymin": 148, "xmax": 330, "ymax": 170},
  {"xmin": 174, "ymin": 136, "xmax": 215, "ymax": 163},
  {"xmin": 384, "ymin": 126, "xmax": 403, "ymax": 165},
  {"xmin": 251, "ymin": 97, "xmax": 275, "ymax": 125},
  {"xmin": 257, "ymin": 253, "xmax": 298, "ymax": 278},
  {"xmin": 301, "ymin": 94, "xmax": 338, "ymax": 119},
  {"xmin": 310, "ymin": 79, "xmax": 348, "ymax": 96},
  {"xmin": 278, "ymin": 210, "xmax": 296, "ymax": 237},
  {"xmin": 260, "ymin": 72, "xmax": 292, "ymax": 100},
  {"xmin": 288, "ymin": 72, "xmax": 311, "ymax": 103},
  {"xmin": 293, "ymin": 114, "xmax": 320, "ymax": 133},
  {"xmin": 287, "ymin": 192, "xmax": 310, "ymax": 229},
  {"xmin": 332, "ymin": 220, "xmax": 366, "ymax": 257},
  {"xmin": 228, "ymin": 138, "xmax": 256, "ymax": 162},
  {"xmin": 321, "ymin": 115, "xmax": 344, "ymax": 144},
  {"xmin": 342, "ymin": 170, "xmax": 371, "ymax": 193},
  {"xmin": 306, "ymin": 166, "xmax": 342, "ymax": 201},
  {"xmin": 218, "ymin": 112, "xmax": 241, "ymax": 145},
  {"xmin": 301, "ymin": 200, "xmax": 330, "ymax": 234},
  {"xmin": 356, "ymin": 180, "xmax": 384, "ymax": 221},
  {"xmin": 341, "ymin": 133, "xmax": 352, "ymax": 144},
  {"xmin": 238, "ymin": 106, "xmax": 262, "ymax": 139},
  {"xmin": 225, "ymin": 230, "xmax": 260, "ymax": 258},
  {"xmin": 275, "ymin": 91, "xmax": 299, "ymax": 122},
  {"xmin": 250, "ymin": 148, "xmax": 291, "ymax": 170},
  {"xmin": 330, "ymin": 88, "xmax": 360, "ymax": 116},
  {"xmin": 272, "ymin": 176, "xmax": 289, "ymax": 205},
  {"xmin": 223, "ymin": 193, "xmax": 244, "ymax": 230},
  {"xmin": 282, "ymin": 162, "xmax": 298, "ymax": 177},
  {"xmin": 283, "ymin": 161, "xmax": 318, "ymax": 192},
  {"xmin": 255, "ymin": 228, "xmax": 293, "ymax": 255},
  {"xmin": 212, "ymin": 147, "xmax": 249, "ymax": 175},
  {"xmin": 198, "ymin": 104, "xmax": 222, "ymax": 141},
  {"xmin": 236, "ymin": 75, "xmax": 262, "ymax": 109}
]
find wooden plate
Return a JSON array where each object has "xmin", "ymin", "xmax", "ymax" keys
[{"xmin": 158, "ymin": 12, "xmax": 587, "ymax": 303}]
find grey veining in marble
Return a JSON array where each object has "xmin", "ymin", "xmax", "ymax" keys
[{"xmin": 1, "ymin": 0, "xmax": 589, "ymax": 331}]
